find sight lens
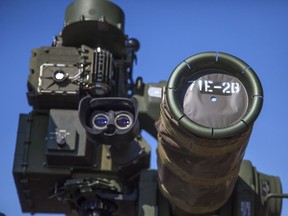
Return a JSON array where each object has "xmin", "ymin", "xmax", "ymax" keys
[
  {"xmin": 92, "ymin": 114, "xmax": 108, "ymax": 129},
  {"xmin": 115, "ymin": 114, "xmax": 132, "ymax": 129}
]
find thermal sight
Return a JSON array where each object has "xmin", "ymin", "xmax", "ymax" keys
[{"xmin": 79, "ymin": 96, "xmax": 139, "ymax": 147}]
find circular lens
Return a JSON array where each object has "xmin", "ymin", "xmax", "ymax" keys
[
  {"xmin": 92, "ymin": 114, "xmax": 108, "ymax": 129},
  {"xmin": 52, "ymin": 70, "xmax": 68, "ymax": 82},
  {"xmin": 115, "ymin": 113, "xmax": 133, "ymax": 129}
]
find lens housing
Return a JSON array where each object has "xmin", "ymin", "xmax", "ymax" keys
[{"xmin": 79, "ymin": 96, "xmax": 139, "ymax": 146}]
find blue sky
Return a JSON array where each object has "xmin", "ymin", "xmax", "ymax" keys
[{"xmin": 1, "ymin": 0, "xmax": 288, "ymax": 215}]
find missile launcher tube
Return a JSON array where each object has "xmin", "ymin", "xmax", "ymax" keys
[{"xmin": 155, "ymin": 52, "xmax": 264, "ymax": 214}]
